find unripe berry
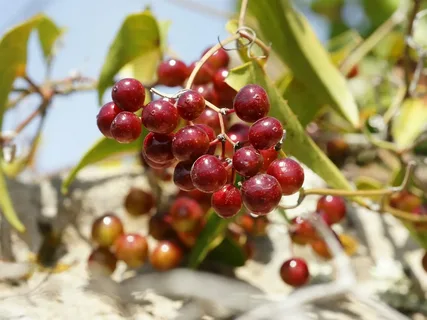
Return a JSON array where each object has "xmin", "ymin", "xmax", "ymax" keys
[
  {"xmin": 249, "ymin": 117, "xmax": 283, "ymax": 150},
  {"xmin": 267, "ymin": 158, "xmax": 304, "ymax": 195},
  {"xmin": 97, "ymin": 102, "xmax": 121, "ymax": 139},
  {"xmin": 87, "ymin": 247, "xmax": 117, "ymax": 276},
  {"xmin": 142, "ymin": 99, "xmax": 179, "ymax": 134},
  {"xmin": 124, "ymin": 187, "xmax": 155, "ymax": 217},
  {"xmin": 110, "ymin": 112, "xmax": 142, "ymax": 143},
  {"xmin": 233, "ymin": 84, "xmax": 270, "ymax": 123},
  {"xmin": 279, "ymin": 258, "xmax": 309, "ymax": 287},
  {"xmin": 212, "ymin": 184, "xmax": 242, "ymax": 218},
  {"xmin": 157, "ymin": 59, "xmax": 188, "ymax": 87},
  {"xmin": 150, "ymin": 240, "xmax": 184, "ymax": 271},
  {"xmin": 111, "ymin": 78, "xmax": 145, "ymax": 112},
  {"xmin": 114, "ymin": 233, "xmax": 149, "ymax": 268},
  {"xmin": 91, "ymin": 213, "xmax": 124, "ymax": 248},
  {"xmin": 191, "ymin": 155, "xmax": 228, "ymax": 193}
]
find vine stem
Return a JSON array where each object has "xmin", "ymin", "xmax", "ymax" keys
[{"xmin": 238, "ymin": 0, "xmax": 249, "ymax": 29}]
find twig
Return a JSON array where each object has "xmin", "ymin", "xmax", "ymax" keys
[{"xmin": 239, "ymin": 0, "xmax": 249, "ymax": 29}]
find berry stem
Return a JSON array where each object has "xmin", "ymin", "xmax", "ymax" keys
[
  {"xmin": 205, "ymin": 100, "xmax": 221, "ymax": 113},
  {"xmin": 279, "ymin": 149, "xmax": 287, "ymax": 158},
  {"xmin": 238, "ymin": 0, "xmax": 249, "ymax": 29}
]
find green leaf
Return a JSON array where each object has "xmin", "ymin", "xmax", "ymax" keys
[
  {"xmin": 245, "ymin": 0, "xmax": 360, "ymax": 128},
  {"xmin": 98, "ymin": 10, "xmax": 162, "ymax": 104},
  {"xmin": 0, "ymin": 172, "xmax": 24, "ymax": 232},
  {"xmin": 36, "ymin": 16, "xmax": 63, "ymax": 61},
  {"xmin": 327, "ymin": 30, "xmax": 362, "ymax": 66},
  {"xmin": 391, "ymin": 98, "xmax": 427, "ymax": 151},
  {"xmin": 208, "ymin": 237, "xmax": 246, "ymax": 267},
  {"xmin": 61, "ymin": 128, "xmax": 147, "ymax": 194},
  {"xmin": 188, "ymin": 212, "xmax": 229, "ymax": 268},
  {"xmin": 226, "ymin": 61, "xmax": 352, "ymax": 190}
]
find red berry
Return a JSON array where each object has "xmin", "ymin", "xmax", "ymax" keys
[
  {"xmin": 176, "ymin": 229, "xmax": 199, "ymax": 248},
  {"xmin": 233, "ymin": 84, "xmax": 270, "ymax": 123},
  {"xmin": 201, "ymin": 46, "xmax": 230, "ymax": 70},
  {"xmin": 191, "ymin": 155, "xmax": 228, "ymax": 193},
  {"xmin": 111, "ymin": 78, "xmax": 145, "ymax": 112},
  {"xmin": 316, "ymin": 195, "xmax": 346, "ymax": 224},
  {"xmin": 259, "ymin": 147, "xmax": 278, "ymax": 172},
  {"xmin": 124, "ymin": 187, "xmax": 155, "ymax": 216},
  {"xmin": 150, "ymin": 240, "xmax": 183, "ymax": 271},
  {"xmin": 173, "ymin": 161, "xmax": 196, "ymax": 191},
  {"xmin": 232, "ymin": 146, "xmax": 263, "ymax": 177},
  {"xmin": 142, "ymin": 99, "xmax": 179, "ymax": 134},
  {"xmin": 279, "ymin": 258, "xmax": 309, "ymax": 287},
  {"xmin": 114, "ymin": 233, "xmax": 149, "ymax": 268},
  {"xmin": 91, "ymin": 213, "xmax": 124, "ymax": 248},
  {"xmin": 249, "ymin": 117, "xmax": 283, "ymax": 150},
  {"xmin": 188, "ymin": 62, "xmax": 214, "ymax": 85},
  {"xmin": 225, "ymin": 123, "xmax": 250, "ymax": 156},
  {"xmin": 149, "ymin": 213, "xmax": 175, "ymax": 240},
  {"xmin": 389, "ymin": 191, "xmax": 422, "ymax": 212},
  {"xmin": 212, "ymin": 68, "xmax": 236, "ymax": 103},
  {"xmin": 212, "ymin": 184, "xmax": 242, "ymax": 218},
  {"xmin": 141, "ymin": 150, "xmax": 175, "ymax": 169},
  {"xmin": 177, "ymin": 90, "xmax": 206, "ymax": 121},
  {"xmin": 195, "ymin": 124, "xmax": 217, "ymax": 155},
  {"xmin": 110, "ymin": 112, "xmax": 142, "ymax": 143},
  {"xmin": 237, "ymin": 214, "xmax": 269, "ymax": 237},
  {"xmin": 172, "ymin": 125, "xmax": 210, "ymax": 161},
  {"xmin": 266, "ymin": 158, "xmax": 304, "ymax": 195},
  {"xmin": 192, "ymin": 84, "xmax": 220, "ymax": 105},
  {"xmin": 311, "ymin": 239, "xmax": 332, "ymax": 260},
  {"xmin": 143, "ymin": 132, "xmax": 175, "ymax": 164},
  {"xmin": 290, "ymin": 216, "xmax": 318, "ymax": 245},
  {"xmin": 170, "ymin": 197, "xmax": 203, "ymax": 232},
  {"xmin": 346, "ymin": 65, "xmax": 359, "ymax": 79},
  {"xmin": 241, "ymin": 174, "xmax": 282, "ymax": 215},
  {"xmin": 87, "ymin": 247, "xmax": 117, "ymax": 276},
  {"xmin": 157, "ymin": 59, "xmax": 188, "ymax": 87},
  {"xmin": 195, "ymin": 108, "xmax": 228, "ymax": 135},
  {"xmin": 96, "ymin": 102, "xmax": 121, "ymax": 139}
]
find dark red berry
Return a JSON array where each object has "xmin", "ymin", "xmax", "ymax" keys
[
  {"xmin": 326, "ymin": 138, "xmax": 350, "ymax": 165},
  {"xmin": 213, "ymin": 68, "xmax": 236, "ymax": 103},
  {"xmin": 233, "ymin": 146, "xmax": 263, "ymax": 177},
  {"xmin": 114, "ymin": 233, "xmax": 149, "ymax": 268},
  {"xmin": 316, "ymin": 195, "xmax": 346, "ymax": 224},
  {"xmin": 266, "ymin": 158, "xmax": 304, "ymax": 195},
  {"xmin": 241, "ymin": 174, "xmax": 282, "ymax": 215},
  {"xmin": 195, "ymin": 124, "xmax": 217, "ymax": 154},
  {"xmin": 157, "ymin": 59, "xmax": 188, "ymax": 87},
  {"xmin": 88, "ymin": 247, "xmax": 117, "ymax": 276},
  {"xmin": 422, "ymin": 252, "xmax": 427, "ymax": 272},
  {"xmin": 141, "ymin": 150, "xmax": 175, "ymax": 169},
  {"xmin": 260, "ymin": 147, "xmax": 278, "ymax": 172},
  {"xmin": 176, "ymin": 229, "xmax": 200, "ymax": 248},
  {"xmin": 290, "ymin": 216, "xmax": 318, "ymax": 245},
  {"xmin": 188, "ymin": 62, "xmax": 214, "ymax": 85},
  {"xmin": 389, "ymin": 191, "xmax": 422, "ymax": 212},
  {"xmin": 110, "ymin": 112, "xmax": 142, "ymax": 143},
  {"xmin": 233, "ymin": 84, "xmax": 270, "ymax": 123},
  {"xmin": 173, "ymin": 161, "xmax": 195, "ymax": 191},
  {"xmin": 91, "ymin": 213, "xmax": 124, "ymax": 248},
  {"xmin": 212, "ymin": 184, "xmax": 242, "ymax": 218},
  {"xmin": 170, "ymin": 197, "xmax": 203, "ymax": 232},
  {"xmin": 148, "ymin": 213, "xmax": 175, "ymax": 241},
  {"xmin": 97, "ymin": 102, "xmax": 121, "ymax": 139},
  {"xmin": 172, "ymin": 125, "xmax": 210, "ymax": 161},
  {"xmin": 150, "ymin": 240, "xmax": 183, "ymax": 271},
  {"xmin": 178, "ymin": 189, "xmax": 212, "ymax": 213},
  {"xmin": 111, "ymin": 78, "xmax": 145, "ymax": 112},
  {"xmin": 143, "ymin": 132, "xmax": 174, "ymax": 164},
  {"xmin": 195, "ymin": 108, "xmax": 228, "ymax": 135},
  {"xmin": 142, "ymin": 99, "xmax": 179, "ymax": 134},
  {"xmin": 124, "ymin": 187, "xmax": 155, "ymax": 217},
  {"xmin": 192, "ymin": 84, "xmax": 219, "ymax": 105},
  {"xmin": 346, "ymin": 65, "xmax": 359, "ymax": 79},
  {"xmin": 177, "ymin": 90, "xmax": 205, "ymax": 120},
  {"xmin": 279, "ymin": 258, "xmax": 309, "ymax": 287},
  {"xmin": 249, "ymin": 117, "xmax": 283, "ymax": 150},
  {"xmin": 191, "ymin": 155, "xmax": 228, "ymax": 193},
  {"xmin": 225, "ymin": 123, "xmax": 250, "ymax": 156},
  {"xmin": 201, "ymin": 46, "xmax": 230, "ymax": 70}
]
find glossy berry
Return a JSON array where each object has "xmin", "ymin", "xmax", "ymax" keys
[
  {"xmin": 124, "ymin": 187, "xmax": 155, "ymax": 217},
  {"xmin": 91, "ymin": 213, "xmax": 124, "ymax": 248},
  {"xmin": 112, "ymin": 78, "xmax": 145, "ymax": 112},
  {"xmin": 191, "ymin": 155, "xmax": 228, "ymax": 193},
  {"xmin": 96, "ymin": 102, "xmax": 121, "ymax": 139},
  {"xmin": 148, "ymin": 213, "xmax": 175, "ymax": 241},
  {"xmin": 87, "ymin": 247, "xmax": 117, "ymax": 276},
  {"xmin": 267, "ymin": 158, "xmax": 304, "ymax": 195},
  {"xmin": 195, "ymin": 108, "xmax": 228, "ymax": 135},
  {"xmin": 114, "ymin": 233, "xmax": 149, "ymax": 268},
  {"xmin": 260, "ymin": 147, "xmax": 278, "ymax": 172},
  {"xmin": 233, "ymin": 146, "xmax": 263, "ymax": 177},
  {"xmin": 279, "ymin": 258, "xmax": 310, "ymax": 287},
  {"xmin": 177, "ymin": 90, "xmax": 205, "ymax": 120},
  {"xmin": 195, "ymin": 124, "xmax": 217, "ymax": 154},
  {"xmin": 172, "ymin": 125, "xmax": 210, "ymax": 161},
  {"xmin": 110, "ymin": 112, "xmax": 142, "ymax": 143},
  {"xmin": 202, "ymin": 46, "xmax": 230, "ymax": 70},
  {"xmin": 192, "ymin": 84, "xmax": 219, "ymax": 105},
  {"xmin": 233, "ymin": 84, "xmax": 270, "ymax": 123},
  {"xmin": 174, "ymin": 161, "xmax": 196, "ymax": 191},
  {"xmin": 316, "ymin": 195, "xmax": 346, "ymax": 224},
  {"xmin": 212, "ymin": 184, "xmax": 242, "ymax": 218},
  {"xmin": 225, "ymin": 123, "xmax": 250, "ymax": 156},
  {"xmin": 141, "ymin": 150, "xmax": 175, "ymax": 169},
  {"xmin": 212, "ymin": 68, "xmax": 236, "ymax": 103},
  {"xmin": 150, "ymin": 240, "xmax": 184, "ymax": 271},
  {"xmin": 188, "ymin": 61, "xmax": 214, "ymax": 85},
  {"xmin": 178, "ymin": 189, "xmax": 212, "ymax": 213},
  {"xmin": 170, "ymin": 197, "xmax": 203, "ymax": 232},
  {"xmin": 290, "ymin": 216, "xmax": 318, "ymax": 245},
  {"xmin": 249, "ymin": 117, "xmax": 283, "ymax": 150},
  {"xmin": 157, "ymin": 59, "xmax": 188, "ymax": 87},
  {"xmin": 142, "ymin": 99, "xmax": 179, "ymax": 134},
  {"xmin": 241, "ymin": 174, "xmax": 282, "ymax": 215},
  {"xmin": 143, "ymin": 132, "xmax": 174, "ymax": 164}
]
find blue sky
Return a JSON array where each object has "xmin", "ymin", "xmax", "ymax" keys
[{"xmin": 1, "ymin": 0, "xmax": 328, "ymax": 174}]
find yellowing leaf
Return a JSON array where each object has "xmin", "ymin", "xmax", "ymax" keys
[
  {"xmin": 392, "ymin": 98, "xmax": 427, "ymax": 151},
  {"xmin": 339, "ymin": 234, "xmax": 359, "ymax": 256}
]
